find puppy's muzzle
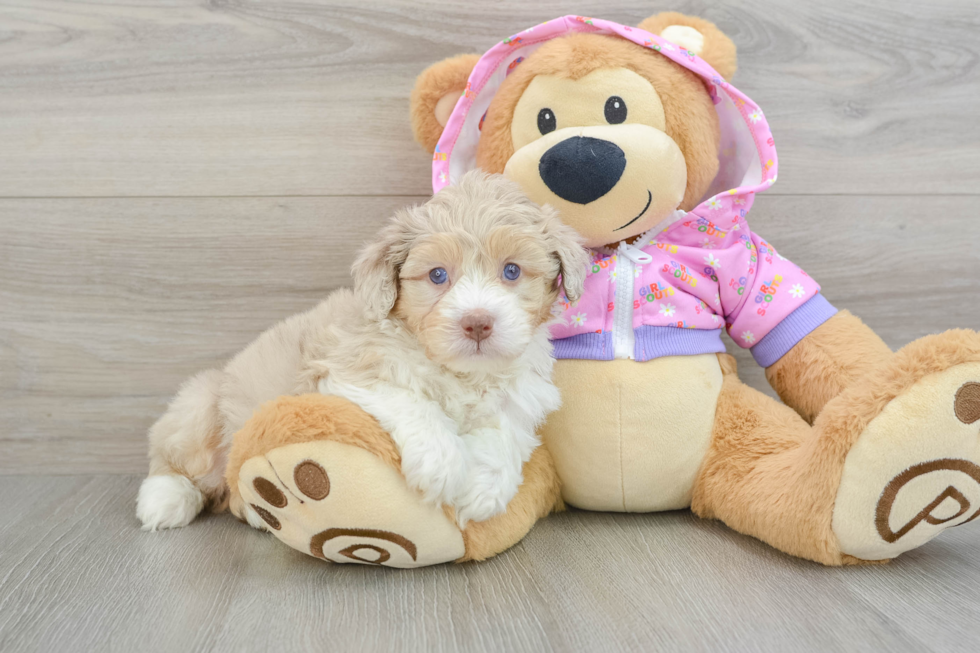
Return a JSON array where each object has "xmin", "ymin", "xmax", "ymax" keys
[{"xmin": 461, "ymin": 310, "xmax": 494, "ymax": 343}]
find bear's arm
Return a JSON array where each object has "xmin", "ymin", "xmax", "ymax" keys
[
  {"xmin": 708, "ymin": 225, "xmax": 892, "ymax": 423},
  {"xmin": 764, "ymin": 310, "xmax": 892, "ymax": 424}
]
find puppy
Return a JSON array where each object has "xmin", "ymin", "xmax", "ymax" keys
[{"xmin": 137, "ymin": 171, "xmax": 587, "ymax": 530}]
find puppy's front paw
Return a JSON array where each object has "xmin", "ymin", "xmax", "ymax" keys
[
  {"xmin": 399, "ymin": 437, "xmax": 467, "ymax": 508},
  {"xmin": 454, "ymin": 463, "xmax": 520, "ymax": 527}
]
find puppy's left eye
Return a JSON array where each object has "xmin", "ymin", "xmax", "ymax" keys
[
  {"xmin": 429, "ymin": 267, "xmax": 448, "ymax": 285},
  {"xmin": 503, "ymin": 263, "xmax": 521, "ymax": 281}
]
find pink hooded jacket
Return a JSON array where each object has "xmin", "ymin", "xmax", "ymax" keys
[{"xmin": 432, "ymin": 15, "xmax": 837, "ymax": 367}]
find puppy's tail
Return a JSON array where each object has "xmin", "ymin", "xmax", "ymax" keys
[
  {"xmin": 137, "ymin": 474, "xmax": 207, "ymax": 531},
  {"xmin": 138, "ymin": 369, "xmax": 228, "ymax": 530}
]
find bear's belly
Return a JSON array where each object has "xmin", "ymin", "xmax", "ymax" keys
[{"xmin": 540, "ymin": 354, "xmax": 723, "ymax": 512}]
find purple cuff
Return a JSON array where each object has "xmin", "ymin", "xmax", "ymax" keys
[
  {"xmin": 750, "ymin": 294, "xmax": 838, "ymax": 368},
  {"xmin": 551, "ymin": 331, "xmax": 614, "ymax": 360}
]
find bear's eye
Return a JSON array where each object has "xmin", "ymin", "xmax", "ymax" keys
[
  {"xmin": 604, "ymin": 96, "xmax": 627, "ymax": 124},
  {"xmin": 537, "ymin": 108, "xmax": 556, "ymax": 135}
]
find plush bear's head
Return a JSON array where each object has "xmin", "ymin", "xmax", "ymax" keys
[{"xmin": 411, "ymin": 13, "xmax": 737, "ymax": 249}]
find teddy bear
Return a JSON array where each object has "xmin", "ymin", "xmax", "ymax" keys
[{"xmin": 224, "ymin": 12, "xmax": 980, "ymax": 568}]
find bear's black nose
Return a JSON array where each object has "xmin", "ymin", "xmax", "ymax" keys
[{"xmin": 538, "ymin": 136, "xmax": 626, "ymax": 205}]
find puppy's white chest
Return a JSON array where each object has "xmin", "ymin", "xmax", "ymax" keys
[{"xmin": 450, "ymin": 389, "xmax": 508, "ymax": 431}]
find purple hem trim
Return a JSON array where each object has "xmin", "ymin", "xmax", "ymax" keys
[
  {"xmin": 750, "ymin": 294, "xmax": 838, "ymax": 368},
  {"xmin": 551, "ymin": 332, "xmax": 614, "ymax": 361},
  {"xmin": 550, "ymin": 328, "xmax": 725, "ymax": 361},
  {"xmin": 634, "ymin": 327, "xmax": 726, "ymax": 362}
]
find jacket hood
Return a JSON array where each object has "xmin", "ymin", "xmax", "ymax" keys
[{"xmin": 432, "ymin": 15, "xmax": 778, "ymax": 228}]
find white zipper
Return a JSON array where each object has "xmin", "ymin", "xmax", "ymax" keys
[{"xmin": 612, "ymin": 242, "xmax": 653, "ymax": 360}]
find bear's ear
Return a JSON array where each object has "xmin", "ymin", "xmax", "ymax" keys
[
  {"xmin": 410, "ymin": 54, "xmax": 481, "ymax": 153},
  {"xmin": 637, "ymin": 12, "xmax": 737, "ymax": 81}
]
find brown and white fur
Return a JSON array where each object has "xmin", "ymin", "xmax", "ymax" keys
[{"xmin": 136, "ymin": 171, "xmax": 587, "ymax": 531}]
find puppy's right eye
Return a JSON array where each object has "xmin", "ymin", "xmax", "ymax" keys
[
  {"xmin": 428, "ymin": 268, "xmax": 448, "ymax": 285},
  {"xmin": 537, "ymin": 108, "xmax": 556, "ymax": 135}
]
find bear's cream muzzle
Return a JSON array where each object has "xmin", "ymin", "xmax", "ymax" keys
[{"xmin": 504, "ymin": 123, "xmax": 687, "ymax": 248}]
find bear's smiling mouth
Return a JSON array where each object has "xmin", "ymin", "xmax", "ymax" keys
[{"xmin": 613, "ymin": 190, "xmax": 653, "ymax": 232}]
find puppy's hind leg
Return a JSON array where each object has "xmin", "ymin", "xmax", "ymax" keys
[{"xmin": 137, "ymin": 369, "xmax": 229, "ymax": 531}]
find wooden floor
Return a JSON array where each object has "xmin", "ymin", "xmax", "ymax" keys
[
  {"xmin": 1, "ymin": 1, "xmax": 978, "ymax": 651},
  {"xmin": 1, "ymin": 476, "xmax": 979, "ymax": 653}
]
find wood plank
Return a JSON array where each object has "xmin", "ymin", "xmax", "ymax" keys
[
  {"xmin": 0, "ymin": 475, "xmax": 977, "ymax": 652},
  {"xmin": 0, "ymin": 0, "xmax": 977, "ymax": 197},
  {"xmin": 1, "ymin": 194, "xmax": 977, "ymax": 474},
  {"xmin": 0, "ymin": 195, "xmax": 418, "ymax": 473}
]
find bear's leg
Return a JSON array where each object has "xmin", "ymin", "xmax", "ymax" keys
[
  {"xmin": 692, "ymin": 356, "xmax": 845, "ymax": 564},
  {"xmin": 227, "ymin": 393, "xmax": 561, "ymax": 567},
  {"xmin": 695, "ymin": 331, "xmax": 980, "ymax": 565}
]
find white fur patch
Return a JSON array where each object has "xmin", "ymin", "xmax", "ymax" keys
[
  {"xmin": 136, "ymin": 474, "xmax": 205, "ymax": 531},
  {"xmin": 455, "ymin": 427, "xmax": 524, "ymax": 525}
]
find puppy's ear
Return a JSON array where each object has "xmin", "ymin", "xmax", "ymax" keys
[
  {"xmin": 410, "ymin": 54, "xmax": 480, "ymax": 153},
  {"xmin": 638, "ymin": 12, "xmax": 737, "ymax": 81},
  {"xmin": 352, "ymin": 208, "xmax": 419, "ymax": 320},
  {"xmin": 540, "ymin": 205, "xmax": 589, "ymax": 303}
]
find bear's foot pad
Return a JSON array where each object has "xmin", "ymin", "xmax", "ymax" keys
[
  {"xmin": 833, "ymin": 363, "xmax": 980, "ymax": 561},
  {"xmin": 238, "ymin": 440, "xmax": 465, "ymax": 568}
]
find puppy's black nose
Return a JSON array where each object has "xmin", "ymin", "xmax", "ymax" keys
[{"xmin": 538, "ymin": 136, "xmax": 626, "ymax": 205}]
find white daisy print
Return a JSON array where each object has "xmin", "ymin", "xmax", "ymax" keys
[
  {"xmin": 659, "ymin": 303, "xmax": 677, "ymax": 318},
  {"xmin": 608, "ymin": 269, "xmax": 618, "ymax": 283},
  {"xmin": 704, "ymin": 254, "xmax": 722, "ymax": 269},
  {"xmin": 748, "ymin": 111, "xmax": 762, "ymax": 123},
  {"xmin": 789, "ymin": 283, "xmax": 806, "ymax": 299},
  {"xmin": 707, "ymin": 197, "xmax": 723, "ymax": 210},
  {"xmin": 570, "ymin": 312, "xmax": 587, "ymax": 327},
  {"xmin": 701, "ymin": 238, "xmax": 716, "ymax": 249},
  {"xmin": 711, "ymin": 314, "xmax": 720, "ymax": 324},
  {"xmin": 741, "ymin": 331, "xmax": 756, "ymax": 344},
  {"xmin": 714, "ymin": 293, "xmax": 721, "ymax": 307},
  {"xmin": 634, "ymin": 266, "xmax": 643, "ymax": 278}
]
